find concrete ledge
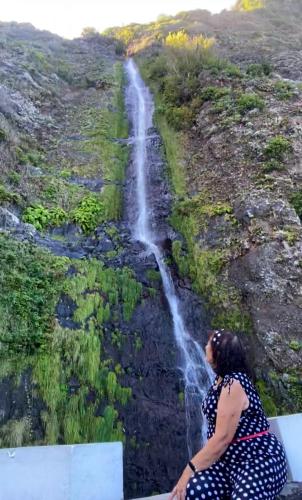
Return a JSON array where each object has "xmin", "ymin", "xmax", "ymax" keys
[
  {"xmin": 0, "ymin": 442, "xmax": 123, "ymax": 500},
  {"xmin": 133, "ymin": 495, "xmax": 169, "ymax": 500},
  {"xmin": 269, "ymin": 413, "xmax": 302, "ymax": 482}
]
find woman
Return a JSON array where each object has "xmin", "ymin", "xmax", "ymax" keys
[{"xmin": 169, "ymin": 329, "xmax": 287, "ymax": 500}]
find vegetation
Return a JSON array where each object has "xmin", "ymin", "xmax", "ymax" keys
[
  {"xmin": 0, "ymin": 234, "xmax": 68, "ymax": 353},
  {"xmin": 0, "ymin": 184, "xmax": 21, "ymax": 205},
  {"xmin": 18, "ymin": 63, "xmax": 128, "ymax": 234},
  {"xmin": 290, "ymin": 190, "xmax": 302, "ymax": 220},
  {"xmin": 23, "ymin": 205, "xmax": 68, "ymax": 231},
  {"xmin": 0, "ymin": 235, "xmax": 143, "ymax": 446},
  {"xmin": 256, "ymin": 380, "xmax": 278, "ymax": 416},
  {"xmin": 139, "ymin": 32, "xmax": 242, "ymax": 132},
  {"xmin": 237, "ymin": 93, "xmax": 265, "ymax": 113},
  {"xmin": 274, "ymin": 80, "xmax": 294, "ymax": 100},
  {"xmin": 0, "ymin": 128, "xmax": 7, "ymax": 142},
  {"xmin": 264, "ymin": 136, "xmax": 291, "ymax": 160},
  {"xmin": 71, "ymin": 195, "xmax": 104, "ymax": 233},
  {"xmin": 234, "ymin": 0, "xmax": 264, "ymax": 11},
  {"xmin": 246, "ymin": 62, "xmax": 272, "ymax": 77}
]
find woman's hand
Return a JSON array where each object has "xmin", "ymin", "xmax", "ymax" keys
[{"xmin": 168, "ymin": 467, "xmax": 192, "ymax": 500}]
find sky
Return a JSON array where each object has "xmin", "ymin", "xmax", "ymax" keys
[{"xmin": 0, "ymin": 0, "xmax": 235, "ymax": 39}]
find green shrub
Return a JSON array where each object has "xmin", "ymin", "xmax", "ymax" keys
[
  {"xmin": 262, "ymin": 159, "xmax": 284, "ymax": 173},
  {"xmin": 274, "ymin": 81, "xmax": 294, "ymax": 100},
  {"xmin": 8, "ymin": 172, "xmax": 21, "ymax": 186},
  {"xmin": 264, "ymin": 136, "xmax": 291, "ymax": 160},
  {"xmin": 0, "ymin": 184, "xmax": 20, "ymax": 204},
  {"xmin": 211, "ymin": 96, "xmax": 233, "ymax": 114},
  {"xmin": 290, "ymin": 190, "xmax": 302, "ymax": 220},
  {"xmin": 72, "ymin": 195, "xmax": 104, "ymax": 233},
  {"xmin": 165, "ymin": 105, "xmax": 194, "ymax": 130},
  {"xmin": 22, "ymin": 205, "xmax": 67, "ymax": 230},
  {"xmin": 237, "ymin": 93, "xmax": 265, "ymax": 113},
  {"xmin": 201, "ymin": 86, "xmax": 230, "ymax": 102},
  {"xmin": 223, "ymin": 63, "xmax": 242, "ymax": 78},
  {"xmin": 16, "ymin": 148, "xmax": 45, "ymax": 166},
  {"xmin": 246, "ymin": 62, "xmax": 272, "ymax": 77},
  {"xmin": 289, "ymin": 340, "xmax": 302, "ymax": 351}
]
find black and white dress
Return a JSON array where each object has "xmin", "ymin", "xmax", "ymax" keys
[{"xmin": 186, "ymin": 371, "xmax": 287, "ymax": 500}]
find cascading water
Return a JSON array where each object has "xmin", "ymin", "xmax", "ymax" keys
[{"xmin": 125, "ymin": 58, "xmax": 214, "ymax": 456}]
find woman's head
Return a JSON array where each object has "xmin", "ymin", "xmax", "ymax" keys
[{"xmin": 205, "ymin": 329, "xmax": 251, "ymax": 377}]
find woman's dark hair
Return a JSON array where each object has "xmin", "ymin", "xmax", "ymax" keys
[{"xmin": 208, "ymin": 329, "xmax": 252, "ymax": 378}]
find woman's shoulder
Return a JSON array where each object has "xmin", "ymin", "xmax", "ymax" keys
[{"xmin": 220, "ymin": 371, "xmax": 252, "ymax": 389}]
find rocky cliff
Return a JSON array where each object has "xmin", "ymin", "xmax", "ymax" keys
[
  {"xmin": 0, "ymin": 21, "xmax": 206, "ymax": 499},
  {"xmin": 111, "ymin": 0, "xmax": 302, "ymax": 422},
  {"xmin": 0, "ymin": 2, "xmax": 302, "ymax": 497}
]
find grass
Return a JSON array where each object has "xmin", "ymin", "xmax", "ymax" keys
[
  {"xmin": 0, "ymin": 238, "xmax": 139, "ymax": 446},
  {"xmin": 0, "ymin": 234, "xmax": 68, "ymax": 353}
]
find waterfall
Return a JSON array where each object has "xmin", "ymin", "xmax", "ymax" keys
[{"xmin": 125, "ymin": 58, "xmax": 214, "ymax": 457}]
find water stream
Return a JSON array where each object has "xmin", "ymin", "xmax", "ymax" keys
[{"xmin": 125, "ymin": 58, "xmax": 214, "ymax": 456}]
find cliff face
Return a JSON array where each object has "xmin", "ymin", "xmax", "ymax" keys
[
  {"xmin": 0, "ymin": 22, "xmax": 206, "ymax": 499},
  {"xmin": 114, "ymin": 0, "xmax": 302, "ymax": 416},
  {"xmin": 1, "ymin": 5, "xmax": 302, "ymax": 498}
]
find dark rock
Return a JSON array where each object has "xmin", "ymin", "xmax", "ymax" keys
[{"xmin": 0, "ymin": 207, "xmax": 20, "ymax": 229}]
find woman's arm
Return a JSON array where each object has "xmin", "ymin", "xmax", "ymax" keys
[
  {"xmin": 190, "ymin": 379, "xmax": 248, "ymax": 470},
  {"xmin": 168, "ymin": 379, "xmax": 249, "ymax": 500}
]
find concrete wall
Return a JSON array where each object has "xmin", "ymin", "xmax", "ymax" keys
[{"xmin": 0, "ymin": 442, "xmax": 123, "ymax": 500}]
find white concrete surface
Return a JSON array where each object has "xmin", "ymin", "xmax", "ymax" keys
[
  {"xmin": 269, "ymin": 413, "xmax": 302, "ymax": 482},
  {"xmin": 0, "ymin": 442, "xmax": 123, "ymax": 500}
]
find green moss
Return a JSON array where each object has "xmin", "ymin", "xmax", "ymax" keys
[
  {"xmin": 178, "ymin": 391, "xmax": 185, "ymax": 406},
  {"xmin": 146, "ymin": 269, "xmax": 161, "ymax": 282},
  {"xmin": 256, "ymin": 380, "xmax": 278, "ymax": 417},
  {"xmin": 133, "ymin": 332, "xmax": 143, "ymax": 352},
  {"xmin": 0, "ymin": 234, "xmax": 68, "ymax": 353},
  {"xmin": 66, "ymin": 259, "xmax": 142, "ymax": 324},
  {"xmin": 289, "ymin": 340, "xmax": 302, "ymax": 351},
  {"xmin": 153, "ymin": 113, "xmax": 186, "ymax": 197}
]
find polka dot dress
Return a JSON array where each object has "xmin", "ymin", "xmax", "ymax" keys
[{"xmin": 186, "ymin": 372, "xmax": 287, "ymax": 500}]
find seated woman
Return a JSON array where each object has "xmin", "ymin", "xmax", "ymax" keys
[{"xmin": 169, "ymin": 329, "xmax": 287, "ymax": 500}]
